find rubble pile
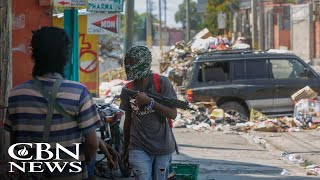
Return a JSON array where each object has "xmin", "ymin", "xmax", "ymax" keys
[
  {"xmin": 160, "ymin": 28, "xmax": 250, "ymax": 87},
  {"xmin": 99, "ymin": 79, "xmax": 128, "ymax": 98},
  {"xmin": 98, "ymin": 37, "xmax": 124, "ymax": 83},
  {"xmin": 172, "ymin": 86, "xmax": 320, "ymax": 133},
  {"xmin": 100, "ymin": 67, "xmax": 126, "ymax": 83}
]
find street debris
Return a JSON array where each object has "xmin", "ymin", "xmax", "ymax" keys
[
  {"xmin": 99, "ymin": 79, "xmax": 128, "ymax": 98},
  {"xmin": 306, "ymin": 165, "xmax": 320, "ymax": 176},
  {"xmin": 253, "ymin": 120, "xmax": 284, "ymax": 132},
  {"xmin": 291, "ymin": 86, "xmax": 318, "ymax": 102},
  {"xmin": 281, "ymin": 169, "xmax": 290, "ymax": 176},
  {"xmin": 173, "ymin": 86, "xmax": 320, "ymax": 133},
  {"xmin": 281, "ymin": 151, "xmax": 304, "ymax": 164},
  {"xmin": 250, "ymin": 109, "xmax": 267, "ymax": 122},
  {"xmin": 173, "ymin": 97, "xmax": 320, "ymax": 133},
  {"xmin": 232, "ymin": 38, "xmax": 251, "ymax": 49},
  {"xmin": 294, "ymin": 99, "xmax": 320, "ymax": 127},
  {"xmin": 187, "ymin": 122, "xmax": 211, "ymax": 132},
  {"xmin": 100, "ymin": 67, "xmax": 126, "ymax": 83}
]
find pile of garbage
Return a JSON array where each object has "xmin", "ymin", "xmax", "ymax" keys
[
  {"xmin": 160, "ymin": 28, "xmax": 250, "ymax": 87},
  {"xmin": 99, "ymin": 79, "xmax": 128, "ymax": 98},
  {"xmin": 173, "ymin": 101, "xmax": 249, "ymax": 132},
  {"xmin": 98, "ymin": 36, "xmax": 124, "ymax": 83},
  {"xmin": 100, "ymin": 67, "xmax": 126, "ymax": 83},
  {"xmin": 172, "ymin": 86, "xmax": 320, "ymax": 133}
]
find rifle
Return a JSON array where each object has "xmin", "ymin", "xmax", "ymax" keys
[{"xmin": 122, "ymin": 87, "xmax": 195, "ymax": 111}]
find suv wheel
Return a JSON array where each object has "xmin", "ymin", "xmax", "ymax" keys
[{"xmin": 220, "ymin": 102, "xmax": 248, "ymax": 119}]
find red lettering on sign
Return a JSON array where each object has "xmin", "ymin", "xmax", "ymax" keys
[{"xmin": 92, "ymin": 15, "xmax": 118, "ymax": 33}]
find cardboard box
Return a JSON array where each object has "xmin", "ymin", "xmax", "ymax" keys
[
  {"xmin": 291, "ymin": 86, "xmax": 318, "ymax": 102},
  {"xmin": 194, "ymin": 28, "xmax": 212, "ymax": 39}
]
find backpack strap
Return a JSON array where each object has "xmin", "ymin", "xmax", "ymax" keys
[
  {"xmin": 33, "ymin": 77, "xmax": 65, "ymax": 142},
  {"xmin": 152, "ymin": 74, "xmax": 174, "ymax": 128},
  {"xmin": 127, "ymin": 81, "xmax": 133, "ymax": 90},
  {"xmin": 33, "ymin": 78, "xmax": 74, "ymax": 121},
  {"xmin": 152, "ymin": 73, "xmax": 161, "ymax": 93}
]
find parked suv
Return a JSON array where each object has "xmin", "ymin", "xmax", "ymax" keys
[{"xmin": 184, "ymin": 50, "xmax": 320, "ymax": 118}]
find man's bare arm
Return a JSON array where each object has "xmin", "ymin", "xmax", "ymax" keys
[{"xmin": 84, "ymin": 131, "xmax": 99, "ymax": 165}]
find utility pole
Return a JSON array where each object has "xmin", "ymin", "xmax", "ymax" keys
[
  {"xmin": 0, "ymin": 0, "xmax": 12, "ymax": 161},
  {"xmin": 258, "ymin": 1, "xmax": 265, "ymax": 51},
  {"xmin": 159, "ymin": 0, "xmax": 163, "ymax": 54},
  {"xmin": 124, "ymin": 0, "xmax": 135, "ymax": 53},
  {"xmin": 146, "ymin": 0, "xmax": 153, "ymax": 47},
  {"xmin": 164, "ymin": 0, "xmax": 167, "ymax": 46},
  {"xmin": 186, "ymin": 0, "xmax": 191, "ymax": 42},
  {"xmin": 251, "ymin": 0, "xmax": 258, "ymax": 49}
]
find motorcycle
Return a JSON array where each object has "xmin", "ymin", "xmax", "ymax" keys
[{"xmin": 94, "ymin": 95, "xmax": 131, "ymax": 178}]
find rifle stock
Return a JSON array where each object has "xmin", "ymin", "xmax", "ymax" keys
[{"xmin": 122, "ymin": 87, "xmax": 195, "ymax": 111}]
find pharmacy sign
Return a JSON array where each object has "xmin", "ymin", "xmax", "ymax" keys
[{"xmin": 87, "ymin": 0, "xmax": 124, "ymax": 12}]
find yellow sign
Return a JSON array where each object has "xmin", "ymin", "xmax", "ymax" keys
[{"xmin": 53, "ymin": 15, "xmax": 99, "ymax": 96}]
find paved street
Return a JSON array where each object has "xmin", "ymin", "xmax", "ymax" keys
[
  {"xmin": 99, "ymin": 128, "xmax": 320, "ymax": 180},
  {"xmin": 172, "ymin": 128, "xmax": 319, "ymax": 180},
  {"xmin": 247, "ymin": 130, "xmax": 320, "ymax": 170}
]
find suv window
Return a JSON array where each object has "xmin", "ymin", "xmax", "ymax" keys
[
  {"xmin": 246, "ymin": 59, "xmax": 269, "ymax": 79},
  {"xmin": 270, "ymin": 59, "xmax": 312, "ymax": 79},
  {"xmin": 198, "ymin": 61, "xmax": 230, "ymax": 83},
  {"xmin": 232, "ymin": 60, "xmax": 246, "ymax": 80}
]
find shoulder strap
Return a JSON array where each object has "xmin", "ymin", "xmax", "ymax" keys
[
  {"xmin": 127, "ymin": 81, "xmax": 133, "ymax": 89},
  {"xmin": 152, "ymin": 73, "xmax": 161, "ymax": 93},
  {"xmin": 33, "ymin": 78, "xmax": 74, "ymax": 121},
  {"xmin": 33, "ymin": 78, "xmax": 64, "ymax": 142}
]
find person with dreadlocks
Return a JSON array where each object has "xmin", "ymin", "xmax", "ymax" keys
[
  {"xmin": 120, "ymin": 46, "xmax": 177, "ymax": 180},
  {"xmin": 5, "ymin": 27, "xmax": 102, "ymax": 179}
]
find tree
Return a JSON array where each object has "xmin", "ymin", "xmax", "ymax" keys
[
  {"xmin": 204, "ymin": 0, "xmax": 239, "ymax": 36},
  {"xmin": 175, "ymin": 0, "xmax": 202, "ymax": 30}
]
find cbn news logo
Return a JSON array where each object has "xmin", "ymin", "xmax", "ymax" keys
[{"xmin": 8, "ymin": 143, "xmax": 82, "ymax": 173}]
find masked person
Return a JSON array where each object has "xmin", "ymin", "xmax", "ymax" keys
[
  {"xmin": 4, "ymin": 27, "xmax": 101, "ymax": 179},
  {"xmin": 120, "ymin": 46, "xmax": 177, "ymax": 180}
]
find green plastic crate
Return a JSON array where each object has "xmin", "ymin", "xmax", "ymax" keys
[{"xmin": 169, "ymin": 163, "xmax": 199, "ymax": 180}]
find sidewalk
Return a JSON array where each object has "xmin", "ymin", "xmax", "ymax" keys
[{"xmin": 242, "ymin": 130, "xmax": 320, "ymax": 168}]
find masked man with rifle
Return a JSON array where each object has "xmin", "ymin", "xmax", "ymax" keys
[{"xmin": 120, "ymin": 46, "xmax": 178, "ymax": 180}]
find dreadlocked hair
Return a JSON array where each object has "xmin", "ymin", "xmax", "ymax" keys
[{"xmin": 31, "ymin": 27, "xmax": 71, "ymax": 77}]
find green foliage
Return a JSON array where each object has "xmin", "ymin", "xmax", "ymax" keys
[
  {"xmin": 175, "ymin": 0, "xmax": 202, "ymax": 31},
  {"xmin": 121, "ymin": 11, "xmax": 144, "ymax": 35},
  {"xmin": 204, "ymin": 0, "xmax": 239, "ymax": 36},
  {"xmin": 121, "ymin": 11, "xmax": 158, "ymax": 41}
]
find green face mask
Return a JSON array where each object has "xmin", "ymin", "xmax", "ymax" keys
[{"xmin": 124, "ymin": 46, "xmax": 152, "ymax": 80}]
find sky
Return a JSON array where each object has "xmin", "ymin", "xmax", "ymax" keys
[{"xmin": 133, "ymin": 0, "xmax": 196, "ymax": 28}]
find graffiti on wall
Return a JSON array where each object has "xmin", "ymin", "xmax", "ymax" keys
[{"xmin": 79, "ymin": 34, "xmax": 98, "ymax": 73}]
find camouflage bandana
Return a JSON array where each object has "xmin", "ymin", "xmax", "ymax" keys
[{"xmin": 124, "ymin": 46, "xmax": 152, "ymax": 80}]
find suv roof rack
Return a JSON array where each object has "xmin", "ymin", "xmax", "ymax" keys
[{"xmin": 200, "ymin": 49, "xmax": 253, "ymax": 56}]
